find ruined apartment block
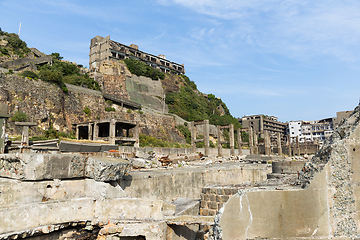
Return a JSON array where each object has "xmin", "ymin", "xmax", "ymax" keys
[
  {"xmin": 89, "ymin": 35, "xmax": 185, "ymax": 74},
  {"xmin": 238, "ymin": 114, "xmax": 287, "ymax": 139}
]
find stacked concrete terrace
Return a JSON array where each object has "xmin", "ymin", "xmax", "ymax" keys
[
  {"xmin": 89, "ymin": 35, "xmax": 185, "ymax": 74},
  {"xmin": 74, "ymin": 118, "xmax": 139, "ymax": 147}
]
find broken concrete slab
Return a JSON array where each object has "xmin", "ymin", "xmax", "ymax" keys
[
  {"xmin": 0, "ymin": 153, "xmax": 130, "ymax": 181},
  {"xmin": 85, "ymin": 156, "xmax": 130, "ymax": 181}
]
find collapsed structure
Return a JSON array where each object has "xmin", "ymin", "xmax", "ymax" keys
[{"xmin": 89, "ymin": 36, "xmax": 185, "ymax": 75}]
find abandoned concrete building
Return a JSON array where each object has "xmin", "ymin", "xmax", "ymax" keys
[
  {"xmin": 74, "ymin": 118, "xmax": 139, "ymax": 147},
  {"xmin": 89, "ymin": 35, "xmax": 185, "ymax": 75},
  {"xmin": 238, "ymin": 114, "xmax": 287, "ymax": 139}
]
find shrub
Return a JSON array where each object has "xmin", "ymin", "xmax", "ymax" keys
[
  {"xmin": 83, "ymin": 106, "xmax": 91, "ymax": 116},
  {"xmin": 11, "ymin": 111, "xmax": 29, "ymax": 122},
  {"xmin": 21, "ymin": 71, "xmax": 38, "ymax": 79},
  {"xmin": 127, "ymin": 109, "xmax": 132, "ymax": 113},
  {"xmin": 176, "ymin": 124, "xmax": 191, "ymax": 144},
  {"xmin": 105, "ymin": 107, "xmax": 116, "ymax": 112},
  {"xmin": 124, "ymin": 58, "xmax": 165, "ymax": 80}
]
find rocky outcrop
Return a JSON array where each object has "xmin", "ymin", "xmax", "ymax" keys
[{"xmin": 0, "ymin": 71, "xmax": 186, "ymax": 143}]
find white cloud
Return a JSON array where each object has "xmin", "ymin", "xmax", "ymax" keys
[{"xmin": 157, "ymin": 0, "xmax": 360, "ymax": 62}]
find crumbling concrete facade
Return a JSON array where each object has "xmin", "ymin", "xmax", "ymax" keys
[
  {"xmin": 89, "ymin": 35, "xmax": 185, "ymax": 75},
  {"xmin": 214, "ymin": 105, "xmax": 360, "ymax": 239},
  {"xmin": 74, "ymin": 118, "xmax": 140, "ymax": 147}
]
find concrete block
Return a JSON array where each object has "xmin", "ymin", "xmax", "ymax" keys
[
  {"xmin": 209, "ymin": 202, "xmax": 218, "ymax": 210},
  {"xmin": 0, "ymin": 154, "xmax": 130, "ymax": 181},
  {"xmin": 224, "ymin": 188, "xmax": 232, "ymax": 195},
  {"xmin": 129, "ymin": 158, "xmax": 146, "ymax": 168},
  {"xmin": 209, "ymin": 194, "xmax": 216, "ymax": 202},
  {"xmin": 221, "ymin": 195, "xmax": 229, "ymax": 202},
  {"xmin": 200, "ymin": 201, "xmax": 208, "ymax": 208},
  {"xmin": 85, "ymin": 156, "xmax": 130, "ymax": 181},
  {"xmin": 202, "ymin": 194, "xmax": 210, "ymax": 201},
  {"xmin": 216, "ymin": 188, "xmax": 224, "ymax": 195},
  {"xmin": 208, "ymin": 209, "xmax": 217, "ymax": 216},
  {"xmin": 201, "ymin": 208, "xmax": 209, "ymax": 216}
]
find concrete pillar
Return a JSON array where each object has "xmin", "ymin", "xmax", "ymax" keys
[
  {"xmin": 229, "ymin": 124, "xmax": 235, "ymax": 156},
  {"xmin": 22, "ymin": 126, "xmax": 29, "ymax": 146},
  {"xmin": 134, "ymin": 123, "xmax": 140, "ymax": 148},
  {"xmin": 304, "ymin": 139, "xmax": 308, "ymax": 155},
  {"xmin": 76, "ymin": 126, "xmax": 79, "ymax": 140},
  {"xmin": 253, "ymin": 131, "xmax": 258, "ymax": 154},
  {"xmin": 191, "ymin": 121, "xmax": 196, "ymax": 153},
  {"xmin": 204, "ymin": 120, "xmax": 210, "ymax": 156},
  {"xmin": 237, "ymin": 129, "xmax": 242, "ymax": 155},
  {"xmin": 217, "ymin": 125, "xmax": 222, "ymax": 157},
  {"xmin": 288, "ymin": 136, "xmax": 292, "ymax": 157},
  {"xmin": 15, "ymin": 122, "xmax": 37, "ymax": 146},
  {"xmin": 260, "ymin": 115, "xmax": 264, "ymax": 132},
  {"xmin": 249, "ymin": 127, "xmax": 253, "ymax": 155},
  {"xmin": 264, "ymin": 131, "xmax": 270, "ymax": 155},
  {"xmin": 277, "ymin": 132, "xmax": 282, "ymax": 156},
  {"xmin": 296, "ymin": 136, "xmax": 300, "ymax": 156},
  {"xmin": 109, "ymin": 119, "xmax": 116, "ymax": 145},
  {"xmin": 88, "ymin": 123, "xmax": 93, "ymax": 140},
  {"xmin": 93, "ymin": 123, "xmax": 99, "ymax": 141}
]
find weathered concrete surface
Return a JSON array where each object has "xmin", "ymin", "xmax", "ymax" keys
[
  {"xmin": 218, "ymin": 165, "xmax": 331, "ymax": 239},
  {"xmin": 121, "ymin": 162, "xmax": 269, "ymax": 202},
  {"xmin": 216, "ymin": 105, "xmax": 360, "ymax": 239},
  {"xmin": 271, "ymin": 161, "xmax": 307, "ymax": 174},
  {"xmin": 0, "ymin": 198, "xmax": 163, "ymax": 236},
  {"xmin": 0, "ymin": 153, "xmax": 130, "ymax": 181}
]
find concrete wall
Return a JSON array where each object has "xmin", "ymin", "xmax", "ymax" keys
[
  {"xmin": 218, "ymin": 165, "xmax": 331, "ymax": 239},
  {"xmin": 120, "ymin": 146, "xmax": 250, "ymax": 157},
  {"xmin": 121, "ymin": 163, "xmax": 269, "ymax": 202}
]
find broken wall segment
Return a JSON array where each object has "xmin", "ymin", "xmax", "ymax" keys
[
  {"xmin": 0, "ymin": 153, "xmax": 130, "ymax": 181},
  {"xmin": 216, "ymin": 105, "xmax": 360, "ymax": 239}
]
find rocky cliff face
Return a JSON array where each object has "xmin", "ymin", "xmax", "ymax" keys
[{"xmin": 0, "ymin": 71, "xmax": 186, "ymax": 143}]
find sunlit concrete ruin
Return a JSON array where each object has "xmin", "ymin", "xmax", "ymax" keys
[{"xmin": 3, "ymin": 104, "xmax": 360, "ymax": 239}]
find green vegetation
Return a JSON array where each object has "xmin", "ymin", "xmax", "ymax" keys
[
  {"xmin": 139, "ymin": 134, "xmax": 190, "ymax": 148},
  {"xmin": 176, "ymin": 124, "xmax": 191, "ymax": 144},
  {"xmin": 21, "ymin": 71, "xmax": 38, "ymax": 80},
  {"xmin": 0, "ymin": 30, "xmax": 30, "ymax": 58},
  {"xmin": 11, "ymin": 111, "xmax": 29, "ymax": 122},
  {"xmin": 37, "ymin": 53, "xmax": 100, "ymax": 93},
  {"xmin": 30, "ymin": 126, "xmax": 75, "ymax": 141},
  {"xmin": 105, "ymin": 106, "xmax": 116, "ymax": 112},
  {"xmin": 83, "ymin": 106, "xmax": 91, "ymax": 117},
  {"xmin": 166, "ymin": 85, "xmax": 240, "ymax": 128},
  {"xmin": 124, "ymin": 58, "xmax": 165, "ymax": 80}
]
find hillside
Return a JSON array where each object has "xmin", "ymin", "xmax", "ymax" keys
[{"xmin": 0, "ymin": 29, "xmax": 247, "ymax": 146}]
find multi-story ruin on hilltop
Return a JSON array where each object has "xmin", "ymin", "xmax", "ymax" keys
[
  {"xmin": 238, "ymin": 114, "xmax": 288, "ymax": 139},
  {"xmin": 89, "ymin": 35, "xmax": 185, "ymax": 74}
]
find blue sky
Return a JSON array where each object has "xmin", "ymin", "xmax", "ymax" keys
[{"xmin": 1, "ymin": 0, "xmax": 360, "ymax": 122}]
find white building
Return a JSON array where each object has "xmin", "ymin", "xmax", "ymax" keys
[
  {"xmin": 288, "ymin": 121, "xmax": 302, "ymax": 143},
  {"xmin": 288, "ymin": 118, "xmax": 334, "ymax": 143}
]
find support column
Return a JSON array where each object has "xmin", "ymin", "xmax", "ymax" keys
[
  {"xmin": 217, "ymin": 125, "xmax": 222, "ymax": 157},
  {"xmin": 253, "ymin": 131, "xmax": 258, "ymax": 154},
  {"xmin": 76, "ymin": 126, "xmax": 79, "ymax": 140},
  {"xmin": 249, "ymin": 127, "xmax": 253, "ymax": 155},
  {"xmin": 296, "ymin": 136, "xmax": 300, "ymax": 156},
  {"xmin": 277, "ymin": 132, "xmax": 282, "ymax": 156},
  {"xmin": 237, "ymin": 129, "xmax": 243, "ymax": 155},
  {"xmin": 288, "ymin": 136, "xmax": 292, "ymax": 157},
  {"xmin": 229, "ymin": 124, "xmax": 235, "ymax": 156},
  {"xmin": 88, "ymin": 123, "xmax": 93, "ymax": 141},
  {"xmin": 134, "ymin": 123, "xmax": 140, "ymax": 148},
  {"xmin": 109, "ymin": 119, "xmax": 116, "ymax": 145},
  {"xmin": 93, "ymin": 123, "xmax": 99, "ymax": 141},
  {"xmin": 191, "ymin": 121, "xmax": 196, "ymax": 153},
  {"xmin": 264, "ymin": 131, "xmax": 270, "ymax": 155},
  {"xmin": 304, "ymin": 139, "xmax": 308, "ymax": 155},
  {"xmin": 22, "ymin": 126, "xmax": 29, "ymax": 146},
  {"xmin": 204, "ymin": 120, "xmax": 210, "ymax": 156},
  {"xmin": 15, "ymin": 122, "xmax": 37, "ymax": 147}
]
